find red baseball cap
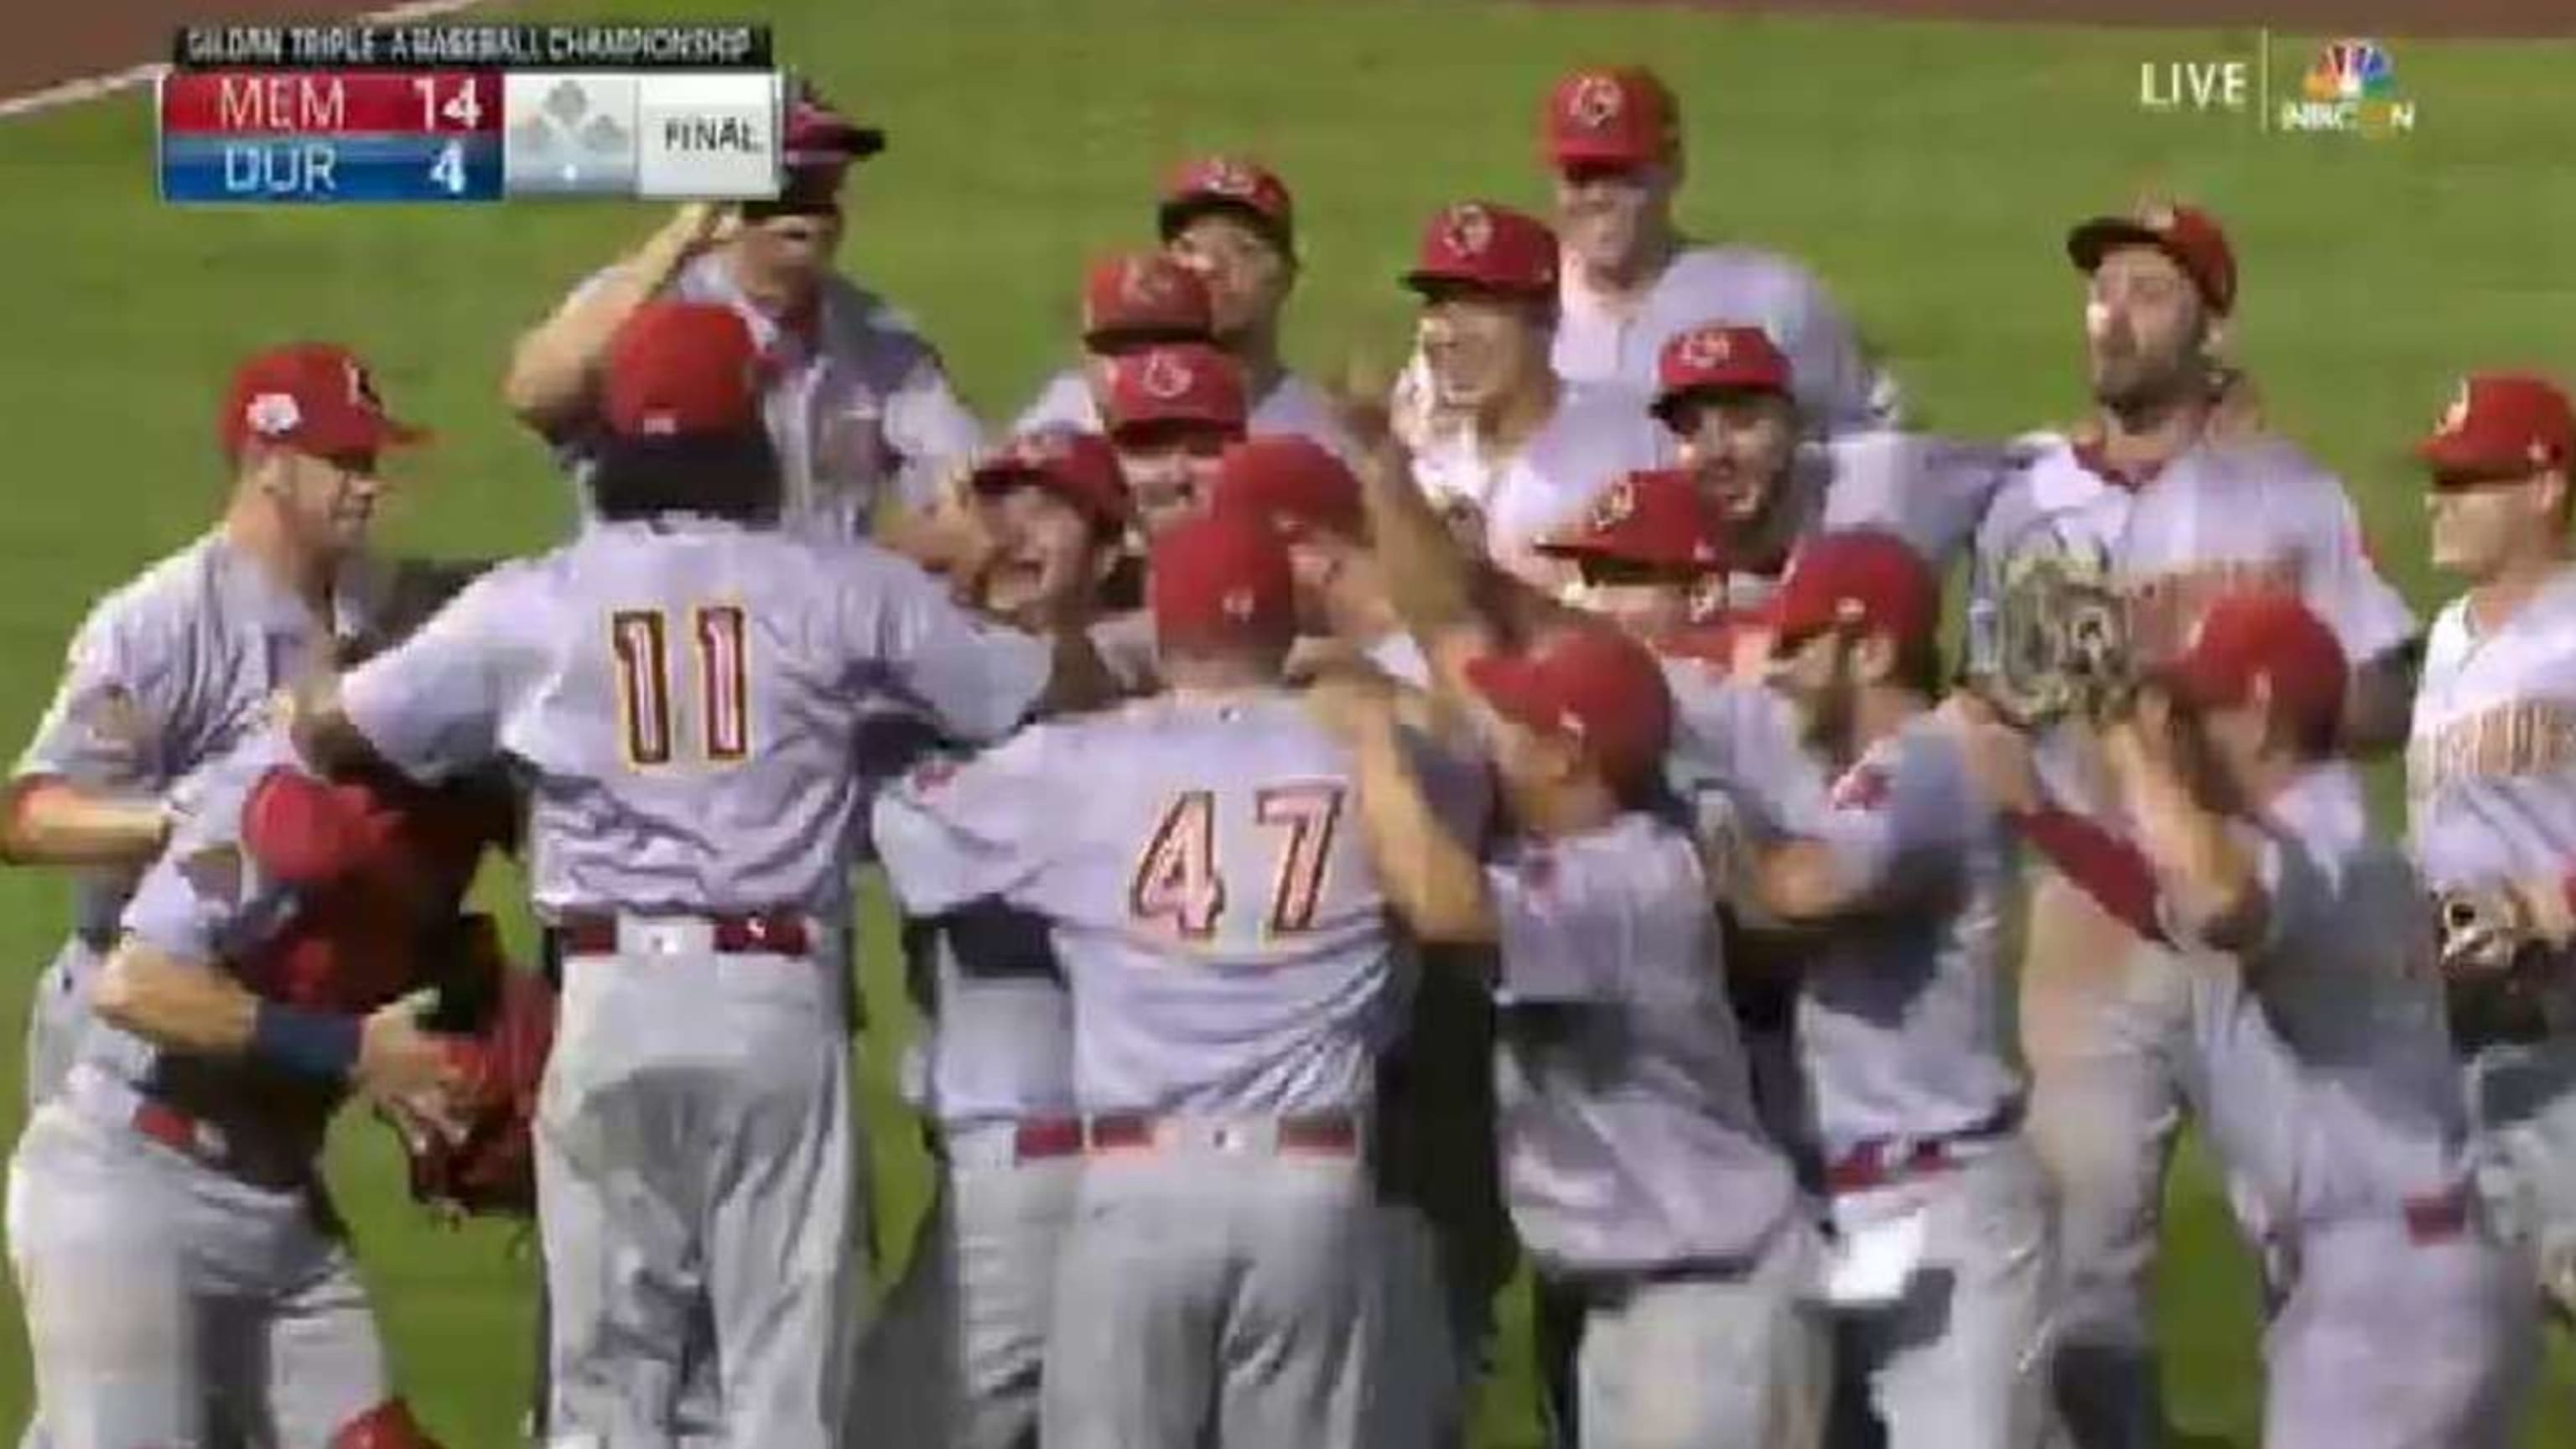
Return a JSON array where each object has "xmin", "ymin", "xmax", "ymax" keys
[
  {"xmin": 1148, "ymin": 507, "xmax": 1298, "ymax": 654},
  {"xmin": 2418, "ymin": 372, "xmax": 2574, "ymax": 483},
  {"xmin": 2158, "ymin": 590, "xmax": 2347, "ymax": 744},
  {"xmin": 1652, "ymin": 324, "xmax": 1794, "ymax": 425},
  {"xmin": 221, "ymin": 342, "xmax": 427, "ymax": 461},
  {"xmin": 1764, "ymin": 529, "xmax": 1939, "ymax": 649},
  {"xmin": 1536, "ymin": 469, "xmax": 1729, "ymax": 575},
  {"xmin": 603, "ymin": 301, "xmax": 766, "ymax": 440},
  {"xmin": 971, "ymin": 428, "xmax": 1131, "ymax": 533},
  {"xmin": 2067, "ymin": 200, "xmax": 2238, "ymax": 317},
  {"xmin": 1209, "ymin": 434, "xmax": 1366, "ymax": 540},
  {"xmin": 1158, "ymin": 155, "xmax": 1296, "ymax": 254},
  {"xmin": 781, "ymin": 82, "xmax": 885, "ymax": 168},
  {"xmin": 1464, "ymin": 624, "xmax": 1675, "ymax": 792},
  {"xmin": 1103, "ymin": 343, "xmax": 1249, "ymax": 440},
  {"xmin": 1545, "ymin": 65, "xmax": 1680, "ymax": 171},
  {"xmin": 1082, "ymin": 252, "xmax": 1215, "ymax": 352},
  {"xmin": 1404, "ymin": 202, "xmax": 1560, "ymax": 300}
]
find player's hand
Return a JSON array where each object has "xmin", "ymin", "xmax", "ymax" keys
[{"xmin": 356, "ymin": 989, "xmax": 470, "ymax": 1141}]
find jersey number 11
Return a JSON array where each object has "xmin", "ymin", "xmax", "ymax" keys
[{"xmin": 610, "ymin": 605, "xmax": 750, "ymax": 767}]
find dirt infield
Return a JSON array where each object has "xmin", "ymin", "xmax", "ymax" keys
[{"xmin": 7, "ymin": 0, "xmax": 2558, "ymax": 104}]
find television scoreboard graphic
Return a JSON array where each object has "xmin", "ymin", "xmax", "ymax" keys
[{"xmin": 157, "ymin": 23, "xmax": 786, "ymax": 204}]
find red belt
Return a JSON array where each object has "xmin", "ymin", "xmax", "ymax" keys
[
  {"xmin": 1011, "ymin": 1117, "xmax": 1086, "ymax": 1161},
  {"xmin": 1825, "ymin": 1106, "xmax": 2023, "ymax": 1196},
  {"xmin": 552, "ymin": 911, "xmax": 812, "ymax": 958},
  {"xmin": 1083, "ymin": 1113, "xmax": 1360, "ymax": 1157},
  {"xmin": 131, "ymin": 1098, "xmax": 217, "ymax": 1161},
  {"xmin": 2403, "ymin": 1187, "xmax": 2473, "ymax": 1246}
]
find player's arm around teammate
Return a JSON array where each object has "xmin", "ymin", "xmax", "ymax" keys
[
  {"xmin": 2017, "ymin": 597, "xmax": 2539, "ymax": 1449},
  {"xmin": 1322, "ymin": 623, "xmax": 1828, "ymax": 1449},
  {"xmin": 8, "ymin": 720, "xmax": 509, "ymax": 1449}
]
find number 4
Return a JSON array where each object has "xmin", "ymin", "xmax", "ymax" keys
[
  {"xmin": 428, "ymin": 140, "xmax": 465, "ymax": 195},
  {"xmin": 1128, "ymin": 783, "xmax": 1345, "ymax": 939}
]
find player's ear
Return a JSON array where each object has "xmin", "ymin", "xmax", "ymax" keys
[{"xmin": 2536, "ymin": 467, "xmax": 2569, "ymax": 526}]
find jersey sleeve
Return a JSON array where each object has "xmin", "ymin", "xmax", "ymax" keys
[
  {"xmin": 849, "ymin": 556, "xmax": 1052, "ymax": 743},
  {"xmin": 338, "ymin": 566, "xmax": 532, "ymax": 783},
  {"xmin": 879, "ymin": 340, "xmax": 987, "ymax": 512},
  {"xmin": 12, "ymin": 594, "xmax": 181, "ymax": 791},
  {"xmin": 1818, "ymin": 434, "xmax": 2010, "ymax": 571},
  {"xmin": 870, "ymin": 730, "xmax": 1057, "ymax": 917},
  {"xmin": 1804, "ymin": 730, "xmax": 1972, "ymax": 911},
  {"xmin": 2298, "ymin": 480, "xmax": 2418, "ymax": 665},
  {"xmin": 119, "ymin": 731, "xmax": 304, "ymax": 965},
  {"xmin": 1486, "ymin": 846, "xmax": 1623, "ymax": 1005}
]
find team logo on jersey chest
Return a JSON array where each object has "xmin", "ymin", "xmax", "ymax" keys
[{"xmin": 2409, "ymin": 699, "xmax": 2576, "ymax": 799}]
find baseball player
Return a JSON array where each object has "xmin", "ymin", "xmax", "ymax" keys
[
  {"xmin": 1013, "ymin": 252, "xmax": 1217, "ymax": 428},
  {"xmin": 1393, "ymin": 66, "xmax": 1894, "ymax": 449},
  {"xmin": 1099, "ymin": 340, "xmax": 1250, "ymax": 538},
  {"xmin": 289, "ymin": 300, "xmax": 1099, "ymax": 1448},
  {"xmin": 1400, "ymin": 200, "xmax": 1674, "ymax": 589},
  {"xmin": 1969, "ymin": 200, "xmax": 2419, "ymax": 1448},
  {"xmin": 853, "ymin": 427, "xmax": 1130, "ymax": 1449},
  {"xmin": 1207, "ymin": 437, "xmax": 1521, "ymax": 1449},
  {"xmin": 1961, "ymin": 592, "xmax": 2536, "ymax": 1446},
  {"xmin": 2403, "ymin": 374, "xmax": 2576, "ymax": 1324},
  {"xmin": 504, "ymin": 86, "xmax": 982, "ymax": 542},
  {"xmin": 2, "ymin": 342, "xmax": 421, "ymax": 1119},
  {"xmin": 873, "ymin": 510, "xmax": 1414, "ymax": 1449},
  {"xmin": 7, "ymin": 693, "xmax": 514, "ymax": 1449},
  {"xmin": 1322, "ymin": 615, "xmax": 1826, "ymax": 1448},
  {"xmin": 1649, "ymin": 322, "xmax": 2007, "ymax": 619},
  {"xmin": 1716, "ymin": 529, "xmax": 2055, "ymax": 1448}
]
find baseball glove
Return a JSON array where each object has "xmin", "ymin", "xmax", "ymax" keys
[
  {"xmin": 2435, "ymin": 886, "xmax": 2554, "ymax": 1050},
  {"xmin": 395, "ymin": 917, "xmax": 553, "ymax": 1218},
  {"xmin": 1981, "ymin": 543, "xmax": 2133, "ymax": 730}
]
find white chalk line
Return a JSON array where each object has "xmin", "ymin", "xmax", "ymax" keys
[{"xmin": 0, "ymin": 0, "xmax": 482, "ymax": 122}]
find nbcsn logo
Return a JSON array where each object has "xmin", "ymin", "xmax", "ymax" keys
[{"xmin": 2281, "ymin": 39, "xmax": 2418, "ymax": 136}]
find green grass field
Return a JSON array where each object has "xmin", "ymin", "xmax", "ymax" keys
[{"xmin": 1, "ymin": 0, "xmax": 2573, "ymax": 1441}]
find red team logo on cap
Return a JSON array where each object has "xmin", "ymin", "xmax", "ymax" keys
[
  {"xmin": 245, "ymin": 392, "xmax": 301, "ymax": 438},
  {"xmin": 1566, "ymin": 73, "xmax": 1624, "ymax": 128},
  {"xmin": 1140, "ymin": 351, "xmax": 1196, "ymax": 402},
  {"xmin": 1197, "ymin": 158, "xmax": 1260, "ymax": 198},
  {"xmin": 1675, "ymin": 327, "xmax": 1733, "ymax": 372},
  {"xmin": 1441, "ymin": 204, "xmax": 1495, "ymax": 259},
  {"xmin": 1589, "ymin": 478, "xmax": 1638, "ymax": 529},
  {"xmin": 2438, "ymin": 380, "xmax": 2473, "ymax": 436},
  {"xmin": 1122, "ymin": 258, "xmax": 1176, "ymax": 309}
]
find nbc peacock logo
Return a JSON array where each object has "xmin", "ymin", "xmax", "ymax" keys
[{"xmin": 2282, "ymin": 39, "xmax": 2417, "ymax": 136}]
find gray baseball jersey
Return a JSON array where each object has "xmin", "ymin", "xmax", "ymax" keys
[
  {"xmin": 559, "ymin": 253, "xmax": 984, "ymax": 540},
  {"xmin": 336, "ymin": 517, "xmax": 1050, "ymax": 921},
  {"xmin": 873, "ymin": 691, "xmax": 1403, "ymax": 1118},
  {"xmin": 1971, "ymin": 432, "xmax": 2417, "ymax": 811},
  {"xmin": 1793, "ymin": 714, "xmax": 2023, "ymax": 1155},
  {"xmin": 1556, "ymin": 244, "xmax": 1894, "ymax": 434},
  {"xmin": 1013, "ymin": 366, "xmax": 1363, "ymax": 465},
  {"xmin": 1661, "ymin": 659, "xmax": 1829, "ymax": 844},
  {"xmin": 1409, "ymin": 385, "xmax": 1674, "ymax": 572},
  {"xmin": 2171, "ymin": 763, "xmax": 2470, "ymax": 1223},
  {"xmin": 9, "ymin": 534, "xmax": 378, "ymax": 1104},
  {"xmin": 2408, "ymin": 572, "xmax": 2576, "ymax": 896},
  {"xmin": 1487, "ymin": 811, "xmax": 1800, "ymax": 1275}
]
